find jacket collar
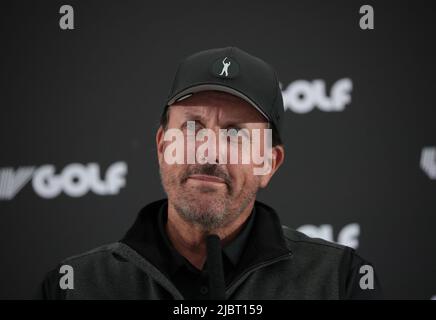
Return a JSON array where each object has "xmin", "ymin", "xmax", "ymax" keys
[
  {"xmin": 120, "ymin": 199, "xmax": 292, "ymax": 280},
  {"xmin": 156, "ymin": 200, "xmax": 256, "ymax": 275}
]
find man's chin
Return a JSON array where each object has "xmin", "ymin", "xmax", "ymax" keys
[
  {"xmin": 182, "ymin": 191, "xmax": 226, "ymax": 205},
  {"xmin": 175, "ymin": 191, "xmax": 227, "ymax": 212},
  {"xmin": 174, "ymin": 199, "xmax": 228, "ymax": 229}
]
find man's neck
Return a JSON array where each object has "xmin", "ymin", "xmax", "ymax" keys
[{"xmin": 165, "ymin": 201, "xmax": 254, "ymax": 270}]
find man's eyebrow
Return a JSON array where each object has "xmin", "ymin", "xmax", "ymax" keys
[
  {"xmin": 182, "ymin": 109, "xmax": 206, "ymax": 120},
  {"xmin": 222, "ymin": 121, "xmax": 269, "ymax": 128},
  {"xmin": 222, "ymin": 121, "xmax": 246, "ymax": 128}
]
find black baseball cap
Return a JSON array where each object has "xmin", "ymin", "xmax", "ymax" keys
[{"xmin": 165, "ymin": 47, "xmax": 284, "ymax": 135}]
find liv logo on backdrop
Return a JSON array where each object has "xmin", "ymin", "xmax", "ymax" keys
[{"xmin": 0, "ymin": 161, "xmax": 127, "ymax": 200}]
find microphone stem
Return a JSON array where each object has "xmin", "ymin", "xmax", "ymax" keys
[{"xmin": 206, "ymin": 234, "xmax": 226, "ymax": 300}]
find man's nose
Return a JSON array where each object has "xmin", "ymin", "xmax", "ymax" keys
[{"xmin": 193, "ymin": 126, "xmax": 227, "ymax": 164}]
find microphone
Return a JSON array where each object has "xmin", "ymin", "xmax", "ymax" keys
[{"xmin": 206, "ymin": 234, "xmax": 226, "ymax": 300}]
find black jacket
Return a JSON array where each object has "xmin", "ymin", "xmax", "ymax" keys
[{"xmin": 38, "ymin": 199, "xmax": 382, "ymax": 299}]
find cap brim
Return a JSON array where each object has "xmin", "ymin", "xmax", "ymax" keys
[{"xmin": 166, "ymin": 84, "xmax": 270, "ymax": 122}]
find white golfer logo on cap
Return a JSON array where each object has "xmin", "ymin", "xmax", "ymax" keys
[{"xmin": 219, "ymin": 57, "xmax": 231, "ymax": 77}]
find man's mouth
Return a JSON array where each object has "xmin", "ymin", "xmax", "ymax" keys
[{"xmin": 187, "ymin": 174, "xmax": 226, "ymax": 185}]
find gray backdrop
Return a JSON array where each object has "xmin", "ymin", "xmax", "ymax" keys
[{"xmin": 0, "ymin": 0, "xmax": 435, "ymax": 299}]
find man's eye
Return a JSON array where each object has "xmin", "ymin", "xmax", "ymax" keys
[
  {"xmin": 186, "ymin": 122, "xmax": 196, "ymax": 131},
  {"xmin": 184, "ymin": 121, "xmax": 203, "ymax": 132},
  {"xmin": 228, "ymin": 128, "xmax": 252, "ymax": 141},
  {"xmin": 228, "ymin": 126, "xmax": 243, "ymax": 132},
  {"xmin": 227, "ymin": 128, "xmax": 240, "ymax": 137}
]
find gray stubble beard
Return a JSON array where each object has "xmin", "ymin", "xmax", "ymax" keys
[{"xmin": 160, "ymin": 166, "xmax": 258, "ymax": 232}]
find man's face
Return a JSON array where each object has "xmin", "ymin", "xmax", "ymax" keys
[{"xmin": 156, "ymin": 91, "xmax": 284, "ymax": 231}]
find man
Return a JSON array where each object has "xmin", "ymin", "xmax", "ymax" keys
[{"xmin": 38, "ymin": 47, "xmax": 381, "ymax": 299}]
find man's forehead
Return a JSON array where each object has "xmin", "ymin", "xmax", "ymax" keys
[{"xmin": 169, "ymin": 91, "xmax": 267, "ymax": 123}]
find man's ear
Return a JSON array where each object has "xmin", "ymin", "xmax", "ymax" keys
[
  {"xmin": 156, "ymin": 126, "xmax": 165, "ymax": 165},
  {"xmin": 259, "ymin": 145, "xmax": 285, "ymax": 188}
]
